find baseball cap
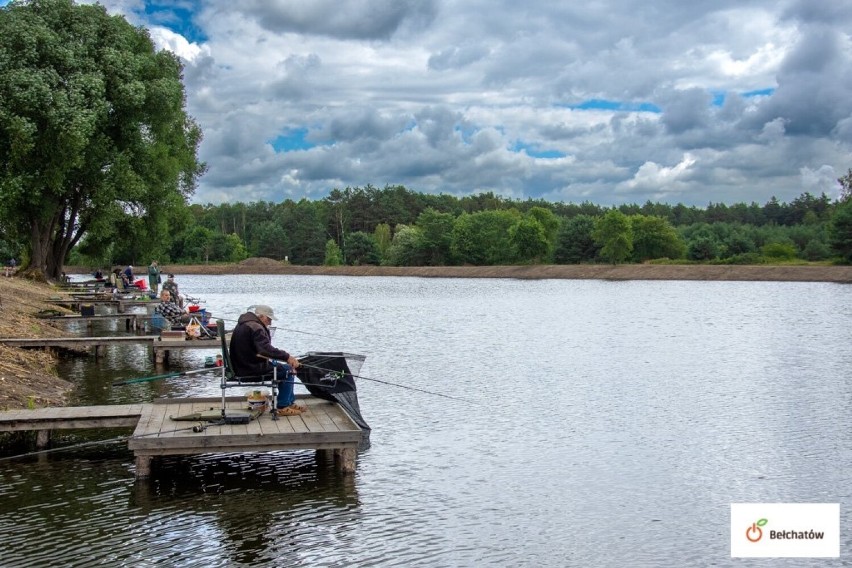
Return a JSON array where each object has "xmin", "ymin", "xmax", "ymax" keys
[{"xmin": 254, "ymin": 305, "xmax": 276, "ymax": 320}]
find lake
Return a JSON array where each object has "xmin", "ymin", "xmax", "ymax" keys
[{"xmin": 1, "ymin": 275, "xmax": 851, "ymax": 567}]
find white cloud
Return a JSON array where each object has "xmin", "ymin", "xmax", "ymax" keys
[
  {"xmin": 80, "ymin": 1, "xmax": 852, "ymax": 207},
  {"xmin": 618, "ymin": 153, "xmax": 698, "ymax": 195},
  {"xmin": 149, "ymin": 27, "xmax": 210, "ymax": 63},
  {"xmin": 800, "ymin": 165, "xmax": 839, "ymax": 197}
]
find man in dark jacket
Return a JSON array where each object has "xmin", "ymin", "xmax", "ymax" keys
[{"xmin": 229, "ymin": 305, "xmax": 303, "ymax": 415}]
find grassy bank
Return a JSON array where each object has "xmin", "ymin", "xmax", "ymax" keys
[{"xmin": 0, "ymin": 276, "xmax": 74, "ymax": 410}]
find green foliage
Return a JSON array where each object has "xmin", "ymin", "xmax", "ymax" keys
[
  {"xmin": 685, "ymin": 227, "xmax": 721, "ymax": 261},
  {"xmin": 760, "ymin": 242, "xmax": 798, "ymax": 260},
  {"xmin": 385, "ymin": 225, "xmax": 427, "ymax": 266},
  {"xmin": 828, "ymin": 199, "xmax": 852, "ymax": 262},
  {"xmin": 554, "ymin": 215, "xmax": 599, "ymax": 264},
  {"xmin": 722, "ymin": 252, "xmax": 765, "ymax": 265},
  {"xmin": 373, "ymin": 223, "xmax": 392, "ymax": 261},
  {"xmin": 526, "ymin": 207, "xmax": 559, "ymax": 259},
  {"xmin": 324, "ymin": 239, "xmax": 342, "ymax": 266},
  {"xmin": 344, "ymin": 231, "xmax": 381, "ymax": 265},
  {"xmin": 252, "ymin": 221, "xmax": 290, "ymax": 261},
  {"xmin": 0, "ymin": 0, "xmax": 204, "ymax": 278},
  {"xmin": 174, "ymin": 226, "xmax": 215, "ymax": 263},
  {"xmin": 802, "ymin": 238, "xmax": 831, "ymax": 261},
  {"xmin": 720, "ymin": 225, "xmax": 757, "ymax": 257},
  {"xmin": 629, "ymin": 215, "xmax": 685, "ymax": 262},
  {"xmin": 222, "ymin": 233, "xmax": 248, "ymax": 263},
  {"xmin": 416, "ymin": 208, "xmax": 456, "ymax": 265},
  {"xmin": 509, "ymin": 218, "xmax": 549, "ymax": 263},
  {"xmin": 285, "ymin": 200, "xmax": 326, "ymax": 265},
  {"xmin": 593, "ymin": 210, "xmax": 633, "ymax": 264},
  {"xmin": 450, "ymin": 210, "xmax": 520, "ymax": 265}
]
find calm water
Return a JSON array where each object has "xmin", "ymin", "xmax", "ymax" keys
[{"xmin": 1, "ymin": 275, "xmax": 851, "ymax": 567}]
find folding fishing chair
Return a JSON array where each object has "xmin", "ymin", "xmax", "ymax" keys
[{"xmin": 217, "ymin": 319, "xmax": 285, "ymax": 422}]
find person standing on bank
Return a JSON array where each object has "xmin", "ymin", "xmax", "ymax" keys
[
  {"xmin": 229, "ymin": 305, "xmax": 304, "ymax": 416},
  {"xmin": 147, "ymin": 261, "xmax": 160, "ymax": 295}
]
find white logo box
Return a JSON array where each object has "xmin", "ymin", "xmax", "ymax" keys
[{"xmin": 731, "ymin": 503, "xmax": 839, "ymax": 558}]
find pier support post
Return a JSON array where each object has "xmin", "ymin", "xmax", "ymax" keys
[
  {"xmin": 334, "ymin": 448, "xmax": 357, "ymax": 474},
  {"xmin": 135, "ymin": 455, "xmax": 152, "ymax": 479},
  {"xmin": 126, "ymin": 317, "xmax": 131, "ymax": 331},
  {"xmin": 154, "ymin": 348, "xmax": 167, "ymax": 364},
  {"xmin": 94, "ymin": 345, "xmax": 106, "ymax": 359},
  {"xmin": 36, "ymin": 429, "xmax": 50, "ymax": 449}
]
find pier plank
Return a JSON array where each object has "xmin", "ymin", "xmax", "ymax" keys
[
  {"xmin": 0, "ymin": 404, "xmax": 144, "ymax": 432},
  {"xmin": 0, "ymin": 395, "xmax": 363, "ymax": 478}
]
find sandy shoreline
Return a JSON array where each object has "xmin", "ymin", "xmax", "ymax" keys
[{"xmin": 70, "ymin": 261, "xmax": 852, "ymax": 283}]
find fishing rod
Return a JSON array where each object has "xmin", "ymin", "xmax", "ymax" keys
[
  {"xmin": 256, "ymin": 353, "xmax": 476, "ymax": 404},
  {"xmin": 111, "ymin": 367, "xmax": 217, "ymax": 386},
  {"xmin": 217, "ymin": 315, "xmax": 353, "ymax": 343},
  {"xmin": 0, "ymin": 422, "xmax": 222, "ymax": 463}
]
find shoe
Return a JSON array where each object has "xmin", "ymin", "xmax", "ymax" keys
[{"xmin": 275, "ymin": 405, "xmax": 303, "ymax": 416}]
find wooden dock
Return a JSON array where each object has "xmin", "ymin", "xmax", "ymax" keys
[
  {"xmin": 0, "ymin": 404, "xmax": 144, "ymax": 449},
  {"xmin": 0, "ymin": 396, "xmax": 363, "ymax": 478},
  {"xmin": 49, "ymin": 298, "xmax": 156, "ymax": 313},
  {"xmin": 43, "ymin": 313, "xmax": 150, "ymax": 331},
  {"xmin": 0, "ymin": 336, "xmax": 222, "ymax": 362}
]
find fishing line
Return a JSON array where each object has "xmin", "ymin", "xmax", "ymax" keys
[
  {"xmin": 215, "ymin": 315, "xmax": 352, "ymax": 344},
  {"xmin": 111, "ymin": 367, "xmax": 218, "ymax": 386},
  {"xmin": 297, "ymin": 361, "xmax": 479, "ymax": 405}
]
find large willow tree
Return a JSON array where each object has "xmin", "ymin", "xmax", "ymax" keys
[{"xmin": 0, "ymin": 0, "xmax": 204, "ymax": 279}]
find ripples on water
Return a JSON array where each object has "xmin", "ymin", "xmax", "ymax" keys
[{"xmin": 1, "ymin": 276, "xmax": 851, "ymax": 566}]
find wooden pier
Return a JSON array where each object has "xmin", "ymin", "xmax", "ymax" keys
[
  {"xmin": 0, "ymin": 404, "xmax": 144, "ymax": 449},
  {"xmin": 49, "ymin": 297, "xmax": 156, "ymax": 313},
  {"xmin": 0, "ymin": 336, "xmax": 222, "ymax": 362},
  {"xmin": 0, "ymin": 396, "xmax": 363, "ymax": 478},
  {"xmin": 43, "ymin": 313, "xmax": 150, "ymax": 332}
]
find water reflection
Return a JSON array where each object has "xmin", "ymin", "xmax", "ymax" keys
[{"xmin": 131, "ymin": 452, "xmax": 360, "ymax": 566}]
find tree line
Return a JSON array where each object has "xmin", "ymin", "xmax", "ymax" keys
[{"xmin": 63, "ymin": 180, "xmax": 852, "ymax": 268}]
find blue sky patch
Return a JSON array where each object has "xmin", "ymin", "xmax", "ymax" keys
[
  {"xmin": 712, "ymin": 87, "xmax": 775, "ymax": 107},
  {"xmin": 143, "ymin": 1, "xmax": 208, "ymax": 43},
  {"xmin": 454, "ymin": 124, "xmax": 477, "ymax": 144},
  {"xmin": 565, "ymin": 99, "xmax": 662, "ymax": 113},
  {"xmin": 270, "ymin": 128, "xmax": 317, "ymax": 152},
  {"xmin": 742, "ymin": 87, "xmax": 775, "ymax": 98},
  {"xmin": 512, "ymin": 142, "xmax": 566, "ymax": 159}
]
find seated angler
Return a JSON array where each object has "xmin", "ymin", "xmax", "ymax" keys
[
  {"xmin": 229, "ymin": 305, "xmax": 304, "ymax": 416},
  {"xmin": 154, "ymin": 290, "xmax": 188, "ymax": 328}
]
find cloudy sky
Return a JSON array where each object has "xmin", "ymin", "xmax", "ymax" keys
[{"xmin": 6, "ymin": 0, "xmax": 852, "ymax": 207}]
